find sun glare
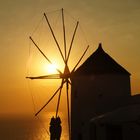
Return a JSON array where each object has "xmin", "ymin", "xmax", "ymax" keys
[{"xmin": 45, "ymin": 64, "xmax": 58, "ymax": 74}]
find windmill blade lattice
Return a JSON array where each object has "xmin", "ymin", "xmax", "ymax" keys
[{"xmin": 26, "ymin": 8, "xmax": 89, "ymax": 140}]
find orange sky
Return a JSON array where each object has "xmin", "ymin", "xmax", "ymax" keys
[{"xmin": 0, "ymin": 0, "xmax": 140, "ymax": 116}]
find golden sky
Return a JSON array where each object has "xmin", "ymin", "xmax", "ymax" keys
[{"xmin": 0, "ymin": 0, "xmax": 140, "ymax": 116}]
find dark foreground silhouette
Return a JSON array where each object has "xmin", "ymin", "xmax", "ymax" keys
[{"xmin": 50, "ymin": 116, "xmax": 62, "ymax": 140}]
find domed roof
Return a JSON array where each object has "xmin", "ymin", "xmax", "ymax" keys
[{"xmin": 74, "ymin": 43, "xmax": 130, "ymax": 76}]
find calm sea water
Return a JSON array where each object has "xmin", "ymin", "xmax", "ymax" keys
[{"xmin": 0, "ymin": 115, "xmax": 68, "ymax": 140}]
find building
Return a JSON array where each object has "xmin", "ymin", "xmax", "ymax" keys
[
  {"xmin": 71, "ymin": 43, "xmax": 140, "ymax": 140},
  {"xmin": 90, "ymin": 102, "xmax": 140, "ymax": 140}
]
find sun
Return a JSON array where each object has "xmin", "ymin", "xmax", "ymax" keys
[{"xmin": 45, "ymin": 63, "xmax": 58, "ymax": 74}]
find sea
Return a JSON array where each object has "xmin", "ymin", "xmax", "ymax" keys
[{"xmin": 0, "ymin": 115, "xmax": 68, "ymax": 140}]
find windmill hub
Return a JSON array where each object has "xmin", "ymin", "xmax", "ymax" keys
[
  {"xmin": 60, "ymin": 65, "xmax": 71, "ymax": 79},
  {"xmin": 60, "ymin": 73, "xmax": 71, "ymax": 79}
]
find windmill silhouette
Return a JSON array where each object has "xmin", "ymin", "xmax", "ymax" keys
[{"xmin": 26, "ymin": 8, "xmax": 89, "ymax": 140}]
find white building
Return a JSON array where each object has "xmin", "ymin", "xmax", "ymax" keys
[
  {"xmin": 90, "ymin": 103, "xmax": 140, "ymax": 140},
  {"xmin": 71, "ymin": 43, "xmax": 140, "ymax": 140}
]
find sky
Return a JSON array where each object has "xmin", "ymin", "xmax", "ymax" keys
[{"xmin": 0, "ymin": 0, "xmax": 140, "ymax": 117}]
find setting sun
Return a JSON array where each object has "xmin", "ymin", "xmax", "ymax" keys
[{"xmin": 45, "ymin": 63, "xmax": 58, "ymax": 74}]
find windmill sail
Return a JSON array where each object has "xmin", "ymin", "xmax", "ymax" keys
[{"xmin": 26, "ymin": 8, "xmax": 89, "ymax": 140}]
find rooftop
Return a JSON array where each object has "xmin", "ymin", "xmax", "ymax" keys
[{"xmin": 74, "ymin": 43, "xmax": 130, "ymax": 76}]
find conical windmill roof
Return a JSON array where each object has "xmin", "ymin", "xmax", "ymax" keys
[{"xmin": 74, "ymin": 43, "xmax": 130, "ymax": 76}]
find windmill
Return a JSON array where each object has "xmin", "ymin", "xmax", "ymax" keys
[{"xmin": 26, "ymin": 8, "xmax": 89, "ymax": 140}]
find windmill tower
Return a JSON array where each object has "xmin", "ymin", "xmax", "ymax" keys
[{"xmin": 71, "ymin": 43, "xmax": 131, "ymax": 140}]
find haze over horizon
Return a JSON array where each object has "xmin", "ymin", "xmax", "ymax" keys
[{"xmin": 0, "ymin": 0, "xmax": 140, "ymax": 116}]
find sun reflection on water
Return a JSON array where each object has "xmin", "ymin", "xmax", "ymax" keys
[{"xmin": 36, "ymin": 111, "xmax": 69, "ymax": 140}]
